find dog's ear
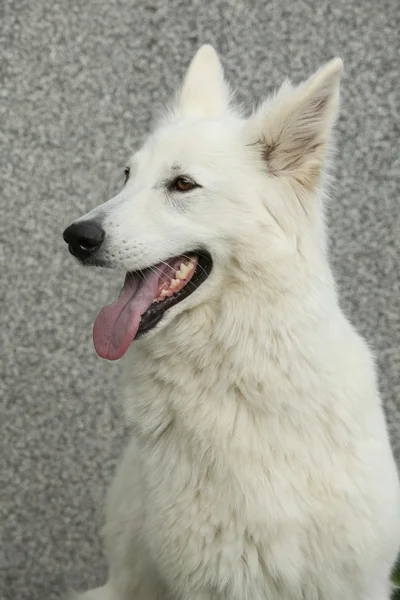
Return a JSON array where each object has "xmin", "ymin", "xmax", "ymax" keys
[
  {"xmin": 248, "ymin": 59, "xmax": 343, "ymax": 190},
  {"xmin": 177, "ymin": 45, "xmax": 231, "ymax": 118}
]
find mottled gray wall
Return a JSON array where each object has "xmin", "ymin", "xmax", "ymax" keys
[{"xmin": 1, "ymin": 0, "xmax": 399, "ymax": 598}]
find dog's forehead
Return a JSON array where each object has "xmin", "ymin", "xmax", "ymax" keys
[{"xmin": 134, "ymin": 118, "xmax": 243, "ymax": 171}]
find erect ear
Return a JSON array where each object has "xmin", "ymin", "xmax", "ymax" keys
[
  {"xmin": 248, "ymin": 59, "xmax": 343, "ymax": 190},
  {"xmin": 177, "ymin": 45, "xmax": 231, "ymax": 118}
]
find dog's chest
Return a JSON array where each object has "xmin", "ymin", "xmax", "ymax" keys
[
  {"xmin": 121, "ymin": 355, "xmax": 334, "ymax": 597},
  {"xmin": 120, "ymin": 340, "xmax": 397, "ymax": 599},
  {"xmin": 133, "ymin": 411, "xmax": 309, "ymax": 600}
]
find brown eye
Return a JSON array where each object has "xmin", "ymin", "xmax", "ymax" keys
[
  {"xmin": 174, "ymin": 176, "xmax": 197, "ymax": 192},
  {"xmin": 124, "ymin": 166, "xmax": 130, "ymax": 185}
]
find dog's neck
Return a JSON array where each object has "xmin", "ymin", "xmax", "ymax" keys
[
  {"xmin": 121, "ymin": 245, "xmax": 356, "ymax": 464},
  {"xmin": 125, "ymin": 251, "xmax": 343, "ymax": 410},
  {"xmin": 122, "ymin": 258, "xmax": 351, "ymax": 461}
]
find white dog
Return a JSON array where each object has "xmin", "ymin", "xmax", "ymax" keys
[{"xmin": 63, "ymin": 45, "xmax": 400, "ymax": 600}]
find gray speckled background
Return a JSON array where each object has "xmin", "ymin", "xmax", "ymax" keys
[{"xmin": 1, "ymin": 0, "xmax": 399, "ymax": 598}]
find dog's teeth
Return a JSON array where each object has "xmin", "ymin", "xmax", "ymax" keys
[
  {"xmin": 170, "ymin": 278, "xmax": 180, "ymax": 291},
  {"xmin": 180, "ymin": 263, "xmax": 190, "ymax": 277},
  {"xmin": 176, "ymin": 269, "xmax": 185, "ymax": 280}
]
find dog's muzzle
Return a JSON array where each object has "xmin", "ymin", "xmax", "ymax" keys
[{"xmin": 63, "ymin": 220, "xmax": 105, "ymax": 262}]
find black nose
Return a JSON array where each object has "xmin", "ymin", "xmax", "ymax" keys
[{"xmin": 63, "ymin": 220, "xmax": 105, "ymax": 261}]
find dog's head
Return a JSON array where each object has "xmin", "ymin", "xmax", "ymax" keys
[{"xmin": 63, "ymin": 46, "xmax": 342, "ymax": 360}]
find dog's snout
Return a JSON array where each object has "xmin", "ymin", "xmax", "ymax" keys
[{"xmin": 63, "ymin": 220, "xmax": 105, "ymax": 261}]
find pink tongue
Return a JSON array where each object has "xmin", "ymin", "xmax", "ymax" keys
[{"xmin": 93, "ymin": 269, "xmax": 161, "ymax": 361}]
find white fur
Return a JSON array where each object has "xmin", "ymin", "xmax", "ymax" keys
[{"xmin": 71, "ymin": 46, "xmax": 400, "ymax": 599}]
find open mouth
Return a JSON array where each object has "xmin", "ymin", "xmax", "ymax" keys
[{"xmin": 93, "ymin": 251, "xmax": 212, "ymax": 361}]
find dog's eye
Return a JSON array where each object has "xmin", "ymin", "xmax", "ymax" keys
[
  {"xmin": 124, "ymin": 167, "xmax": 130, "ymax": 185},
  {"xmin": 173, "ymin": 176, "xmax": 198, "ymax": 192}
]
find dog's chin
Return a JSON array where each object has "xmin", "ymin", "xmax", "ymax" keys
[{"xmin": 91, "ymin": 250, "xmax": 213, "ymax": 360}]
